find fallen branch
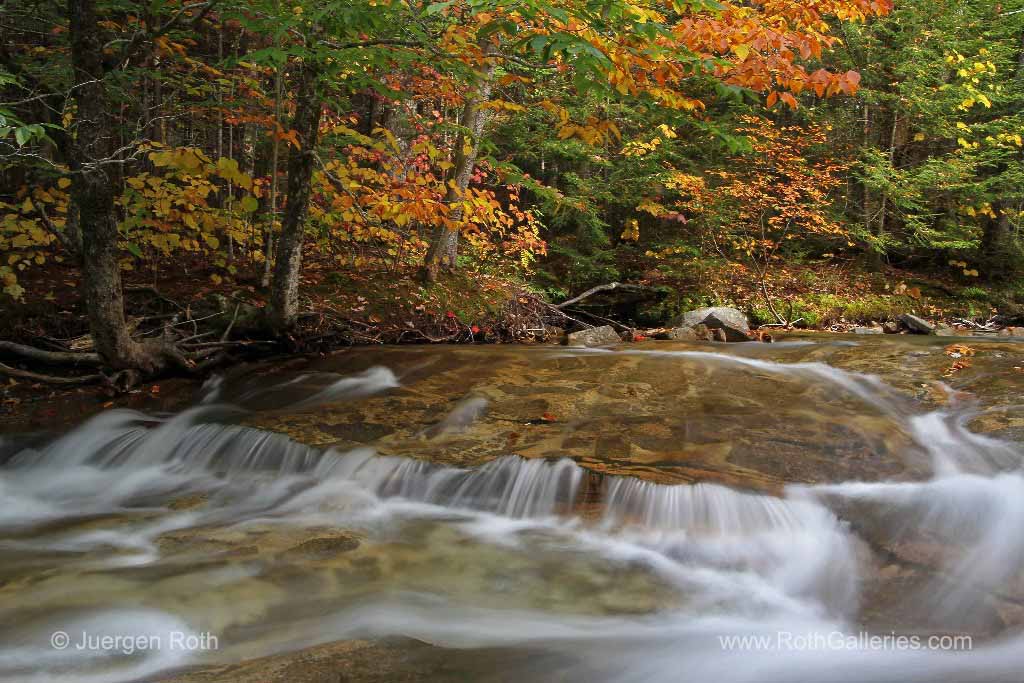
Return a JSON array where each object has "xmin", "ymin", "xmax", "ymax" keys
[
  {"xmin": 563, "ymin": 307, "xmax": 632, "ymax": 331},
  {"xmin": 952, "ymin": 317, "xmax": 998, "ymax": 332},
  {"xmin": 220, "ymin": 303, "xmax": 241, "ymax": 342},
  {"xmin": 0, "ymin": 341, "xmax": 102, "ymax": 366},
  {"xmin": 544, "ymin": 303, "xmax": 593, "ymax": 330},
  {"xmin": 556, "ymin": 282, "xmax": 624, "ymax": 309},
  {"xmin": 181, "ymin": 340, "xmax": 276, "ymax": 349}
]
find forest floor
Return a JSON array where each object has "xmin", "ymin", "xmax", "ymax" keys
[
  {"xmin": 632, "ymin": 257, "xmax": 1022, "ymax": 330},
  {"xmin": 1, "ymin": 251, "xmax": 1021, "ymax": 421}
]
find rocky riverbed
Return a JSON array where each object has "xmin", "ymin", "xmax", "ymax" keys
[{"xmin": 1, "ymin": 334, "xmax": 1023, "ymax": 683}]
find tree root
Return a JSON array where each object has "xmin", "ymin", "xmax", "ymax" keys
[
  {"xmin": 0, "ymin": 341, "xmax": 102, "ymax": 366},
  {"xmin": 0, "ymin": 361, "xmax": 105, "ymax": 385}
]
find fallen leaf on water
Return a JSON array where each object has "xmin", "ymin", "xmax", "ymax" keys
[
  {"xmin": 541, "ymin": 412, "xmax": 558, "ymax": 422},
  {"xmin": 944, "ymin": 343, "xmax": 975, "ymax": 359}
]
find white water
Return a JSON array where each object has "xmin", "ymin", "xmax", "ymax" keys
[{"xmin": 1, "ymin": 350, "xmax": 1023, "ymax": 682}]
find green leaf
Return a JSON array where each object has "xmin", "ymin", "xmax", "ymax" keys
[
  {"xmin": 240, "ymin": 195, "xmax": 259, "ymax": 212},
  {"xmin": 14, "ymin": 126, "xmax": 32, "ymax": 147}
]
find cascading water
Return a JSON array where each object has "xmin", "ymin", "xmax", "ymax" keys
[{"xmin": 1, "ymin": 341, "xmax": 1022, "ymax": 682}]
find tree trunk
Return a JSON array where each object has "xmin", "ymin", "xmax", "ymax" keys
[
  {"xmin": 981, "ymin": 200, "xmax": 1012, "ymax": 270},
  {"xmin": 268, "ymin": 62, "xmax": 323, "ymax": 331},
  {"xmin": 67, "ymin": 0, "xmax": 156, "ymax": 371},
  {"xmin": 261, "ymin": 52, "xmax": 284, "ymax": 288},
  {"xmin": 423, "ymin": 45, "xmax": 496, "ymax": 282}
]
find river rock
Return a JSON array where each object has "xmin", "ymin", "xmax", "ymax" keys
[
  {"xmin": 663, "ymin": 324, "xmax": 713, "ymax": 341},
  {"xmin": 284, "ymin": 535, "xmax": 361, "ymax": 559},
  {"xmin": 882, "ymin": 321, "xmax": 900, "ymax": 334},
  {"xmin": 934, "ymin": 325, "xmax": 958, "ymax": 336},
  {"xmin": 672, "ymin": 306, "xmax": 751, "ymax": 342},
  {"xmin": 566, "ymin": 325, "xmax": 622, "ymax": 347},
  {"xmin": 899, "ymin": 314, "xmax": 935, "ymax": 335},
  {"xmin": 853, "ymin": 327, "xmax": 883, "ymax": 335}
]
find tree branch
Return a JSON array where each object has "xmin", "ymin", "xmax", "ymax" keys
[{"xmin": 556, "ymin": 282, "xmax": 625, "ymax": 309}]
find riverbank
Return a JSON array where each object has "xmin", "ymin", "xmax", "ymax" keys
[{"xmin": 1, "ymin": 257, "xmax": 1021, "ymax": 412}]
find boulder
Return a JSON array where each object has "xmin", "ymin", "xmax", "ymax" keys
[
  {"xmin": 566, "ymin": 325, "xmax": 622, "ymax": 347},
  {"xmin": 672, "ymin": 306, "xmax": 752, "ymax": 342},
  {"xmin": 899, "ymin": 314, "xmax": 935, "ymax": 335},
  {"xmin": 852, "ymin": 327, "xmax": 883, "ymax": 335},
  {"xmin": 934, "ymin": 325, "xmax": 958, "ymax": 337},
  {"xmin": 882, "ymin": 321, "xmax": 900, "ymax": 334},
  {"xmin": 663, "ymin": 323, "xmax": 713, "ymax": 341}
]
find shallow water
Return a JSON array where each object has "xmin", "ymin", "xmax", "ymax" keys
[{"xmin": 1, "ymin": 335, "xmax": 1023, "ymax": 682}]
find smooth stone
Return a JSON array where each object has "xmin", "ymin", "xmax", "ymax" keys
[
  {"xmin": 899, "ymin": 313, "xmax": 935, "ymax": 335},
  {"xmin": 672, "ymin": 306, "xmax": 751, "ymax": 342},
  {"xmin": 853, "ymin": 327, "xmax": 883, "ymax": 335},
  {"xmin": 566, "ymin": 325, "xmax": 622, "ymax": 347},
  {"xmin": 663, "ymin": 324, "xmax": 712, "ymax": 341}
]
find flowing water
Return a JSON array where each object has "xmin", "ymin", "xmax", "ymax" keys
[{"xmin": 1, "ymin": 335, "xmax": 1023, "ymax": 682}]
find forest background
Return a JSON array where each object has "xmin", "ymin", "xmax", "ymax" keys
[{"xmin": 1, "ymin": 0, "xmax": 1022, "ymax": 385}]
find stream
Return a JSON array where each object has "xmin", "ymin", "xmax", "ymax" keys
[{"xmin": 1, "ymin": 335, "xmax": 1023, "ymax": 682}]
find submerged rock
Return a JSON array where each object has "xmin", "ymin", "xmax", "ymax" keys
[
  {"xmin": 284, "ymin": 535, "xmax": 361, "ymax": 559},
  {"xmin": 671, "ymin": 306, "xmax": 752, "ymax": 342},
  {"xmin": 566, "ymin": 325, "xmax": 622, "ymax": 347},
  {"xmin": 899, "ymin": 314, "xmax": 935, "ymax": 335},
  {"xmin": 998, "ymin": 326, "xmax": 1024, "ymax": 337}
]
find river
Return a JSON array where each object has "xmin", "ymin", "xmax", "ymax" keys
[{"xmin": 1, "ymin": 334, "xmax": 1022, "ymax": 682}]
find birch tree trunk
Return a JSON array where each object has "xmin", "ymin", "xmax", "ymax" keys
[{"xmin": 423, "ymin": 44, "xmax": 497, "ymax": 282}]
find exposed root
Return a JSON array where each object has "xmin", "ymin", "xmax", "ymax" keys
[
  {"xmin": 0, "ymin": 361, "xmax": 104, "ymax": 385},
  {"xmin": 0, "ymin": 341, "xmax": 102, "ymax": 366}
]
